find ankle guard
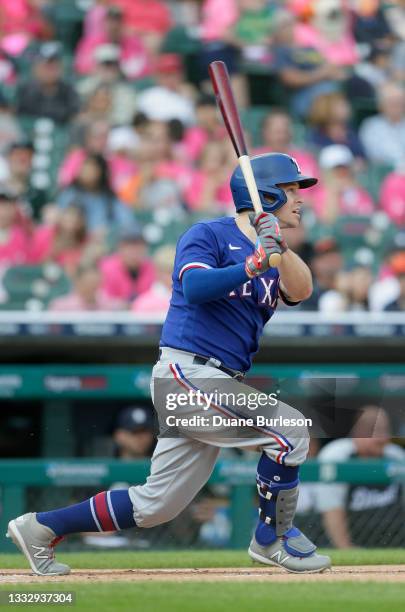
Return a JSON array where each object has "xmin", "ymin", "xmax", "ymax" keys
[{"xmin": 257, "ymin": 475, "xmax": 299, "ymax": 537}]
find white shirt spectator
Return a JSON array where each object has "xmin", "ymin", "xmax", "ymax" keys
[
  {"xmin": 314, "ymin": 438, "xmax": 405, "ymax": 513},
  {"xmin": 137, "ymin": 86, "xmax": 195, "ymax": 125},
  {"xmin": 359, "ymin": 115, "xmax": 405, "ymax": 166}
]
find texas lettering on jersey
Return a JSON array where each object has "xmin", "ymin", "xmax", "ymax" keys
[
  {"xmin": 161, "ymin": 217, "xmax": 298, "ymax": 372},
  {"xmin": 229, "ymin": 277, "xmax": 278, "ymax": 309}
]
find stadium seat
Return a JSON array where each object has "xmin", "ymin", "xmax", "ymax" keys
[
  {"xmin": 3, "ymin": 264, "xmax": 71, "ymax": 310},
  {"xmin": 358, "ymin": 164, "xmax": 394, "ymax": 202}
]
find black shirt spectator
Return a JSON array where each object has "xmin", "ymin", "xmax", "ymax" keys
[{"xmin": 16, "ymin": 42, "xmax": 80, "ymax": 124}]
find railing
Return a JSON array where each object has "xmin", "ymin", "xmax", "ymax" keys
[{"xmin": 0, "ymin": 311, "xmax": 404, "ymax": 338}]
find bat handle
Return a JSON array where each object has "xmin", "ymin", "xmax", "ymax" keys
[{"xmin": 269, "ymin": 253, "xmax": 281, "ymax": 268}]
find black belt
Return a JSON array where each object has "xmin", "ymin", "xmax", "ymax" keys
[
  {"xmin": 192, "ymin": 355, "xmax": 245, "ymax": 381},
  {"xmin": 159, "ymin": 348, "xmax": 245, "ymax": 381}
]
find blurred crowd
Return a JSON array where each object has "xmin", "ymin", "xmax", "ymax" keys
[{"xmin": 0, "ymin": 0, "xmax": 404, "ymax": 312}]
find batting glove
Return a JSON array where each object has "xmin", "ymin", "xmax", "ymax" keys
[
  {"xmin": 249, "ymin": 212, "xmax": 288, "ymax": 252},
  {"xmin": 245, "ymin": 236, "xmax": 282, "ymax": 278},
  {"xmin": 244, "ymin": 212, "xmax": 288, "ymax": 278}
]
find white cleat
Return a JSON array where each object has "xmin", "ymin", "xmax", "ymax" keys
[{"xmin": 7, "ymin": 513, "xmax": 70, "ymax": 576}]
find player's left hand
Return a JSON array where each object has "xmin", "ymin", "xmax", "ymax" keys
[{"xmin": 248, "ymin": 212, "xmax": 288, "ymax": 253}]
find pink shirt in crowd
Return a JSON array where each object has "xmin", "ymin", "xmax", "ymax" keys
[
  {"xmin": 0, "ymin": 0, "xmax": 47, "ymax": 40},
  {"xmin": 75, "ymin": 33, "xmax": 151, "ymax": 79},
  {"xmin": 294, "ymin": 22, "xmax": 358, "ymax": 66},
  {"xmin": 155, "ymin": 160, "xmax": 198, "ymax": 208},
  {"xmin": 186, "ymin": 171, "xmax": 233, "ymax": 211},
  {"xmin": 380, "ymin": 172, "xmax": 405, "ymax": 226},
  {"xmin": 131, "ymin": 282, "xmax": 171, "ymax": 315},
  {"xmin": 200, "ymin": 0, "xmax": 239, "ymax": 42},
  {"xmin": 312, "ymin": 185, "xmax": 374, "ymax": 220},
  {"xmin": 49, "ymin": 292, "xmax": 124, "ymax": 312},
  {"xmin": 113, "ymin": 0, "xmax": 172, "ymax": 34},
  {"xmin": 182, "ymin": 125, "xmax": 227, "ymax": 162},
  {"xmin": 100, "ymin": 253, "xmax": 156, "ymax": 301},
  {"xmin": 0, "ymin": 225, "xmax": 30, "ymax": 267},
  {"xmin": 58, "ymin": 149, "xmax": 138, "ymax": 193},
  {"xmin": 30, "ymin": 225, "xmax": 85, "ymax": 273}
]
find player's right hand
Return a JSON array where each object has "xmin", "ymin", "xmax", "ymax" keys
[{"xmin": 245, "ymin": 235, "xmax": 282, "ymax": 278}]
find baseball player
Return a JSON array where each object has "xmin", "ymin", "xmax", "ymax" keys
[{"xmin": 7, "ymin": 153, "xmax": 331, "ymax": 575}]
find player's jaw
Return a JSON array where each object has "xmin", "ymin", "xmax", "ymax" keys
[{"xmin": 272, "ymin": 182, "xmax": 303, "ymax": 229}]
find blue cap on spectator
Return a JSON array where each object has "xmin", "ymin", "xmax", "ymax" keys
[{"xmin": 116, "ymin": 406, "xmax": 154, "ymax": 432}]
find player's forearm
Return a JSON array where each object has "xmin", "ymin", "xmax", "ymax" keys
[
  {"xmin": 182, "ymin": 264, "xmax": 249, "ymax": 304},
  {"xmin": 322, "ymin": 508, "xmax": 354, "ymax": 549},
  {"xmin": 278, "ymin": 250, "xmax": 313, "ymax": 302}
]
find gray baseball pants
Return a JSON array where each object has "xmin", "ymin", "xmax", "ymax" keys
[{"xmin": 129, "ymin": 348, "xmax": 309, "ymax": 527}]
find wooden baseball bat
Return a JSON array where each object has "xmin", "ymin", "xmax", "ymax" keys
[{"xmin": 208, "ymin": 60, "xmax": 281, "ymax": 268}]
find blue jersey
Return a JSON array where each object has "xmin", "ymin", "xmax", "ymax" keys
[{"xmin": 161, "ymin": 217, "xmax": 294, "ymax": 372}]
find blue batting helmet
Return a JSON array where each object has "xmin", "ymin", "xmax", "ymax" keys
[{"xmin": 230, "ymin": 153, "xmax": 318, "ymax": 213}]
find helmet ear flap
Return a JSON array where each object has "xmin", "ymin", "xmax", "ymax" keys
[{"xmin": 259, "ymin": 186, "xmax": 287, "ymax": 213}]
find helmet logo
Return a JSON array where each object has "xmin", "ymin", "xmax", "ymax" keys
[{"xmin": 291, "ymin": 156, "xmax": 301, "ymax": 174}]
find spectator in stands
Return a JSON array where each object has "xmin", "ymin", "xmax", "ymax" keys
[
  {"xmin": 112, "ymin": 0, "xmax": 172, "ymax": 53},
  {"xmin": 75, "ymin": 5, "xmax": 151, "ymax": 80},
  {"xmin": 0, "ymin": 139, "xmax": 48, "ymax": 218},
  {"xmin": 113, "ymin": 405, "xmax": 156, "ymax": 459},
  {"xmin": 100, "ymin": 226, "xmax": 155, "ymax": 303},
  {"xmin": 270, "ymin": 10, "xmax": 346, "ymax": 118},
  {"xmin": 313, "ymin": 145, "xmax": 374, "ymax": 224},
  {"xmin": 16, "ymin": 42, "xmax": 80, "ymax": 124},
  {"xmin": 353, "ymin": 42, "xmax": 395, "ymax": 94},
  {"xmin": 307, "ymin": 92, "xmax": 367, "ymax": 162},
  {"xmin": 132, "ymin": 245, "xmax": 175, "ymax": 315},
  {"xmin": 31, "ymin": 205, "xmax": 89, "ymax": 277},
  {"xmin": 301, "ymin": 237, "xmax": 343, "ymax": 310},
  {"xmin": 315, "ymin": 406, "xmax": 405, "ymax": 548},
  {"xmin": 384, "ymin": 253, "xmax": 405, "ymax": 311},
  {"xmin": 291, "ymin": 0, "xmax": 358, "ymax": 66},
  {"xmin": 231, "ymin": 0, "xmax": 275, "ymax": 64},
  {"xmin": 118, "ymin": 120, "xmax": 193, "ymax": 212},
  {"xmin": 359, "ymin": 83, "xmax": 405, "ymax": 166},
  {"xmin": 49, "ymin": 263, "xmax": 124, "ymax": 312},
  {"xmin": 0, "ymin": 0, "xmax": 52, "ymax": 51},
  {"xmin": 380, "ymin": 164, "xmax": 405, "ymax": 226},
  {"xmin": 255, "ymin": 109, "xmax": 320, "ymax": 202},
  {"xmin": 351, "ymin": 0, "xmax": 394, "ymax": 48},
  {"xmin": 187, "ymin": 141, "xmax": 233, "ymax": 211},
  {"xmin": 369, "ymin": 247, "xmax": 405, "ymax": 311},
  {"xmin": 0, "ymin": 93, "xmax": 22, "ymax": 155},
  {"xmin": 319, "ymin": 264, "xmax": 373, "ymax": 313},
  {"xmin": 59, "ymin": 120, "xmax": 110, "ymax": 188},
  {"xmin": 0, "ymin": 187, "xmax": 30, "ymax": 268},
  {"xmin": 71, "ymin": 85, "xmax": 113, "ymax": 147},
  {"xmin": 56, "ymin": 153, "xmax": 135, "ymax": 234},
  {"xmin": 182, "ymin": 94, "xmax": 226, "ymax": 162},
  {"xmin": 198, "ymin": 0, "xmax": 250, "ymax": 108},
  {"xmin": 1, "ymin": 140, "xmax": 34, "ymax": 201},
  {"xmin": 137, "ymin": 54, "xmax": 195, "ymax": 126},
  {"xmin": 76, "ymin": 44, "xmax": 138, "ymax": 125}
]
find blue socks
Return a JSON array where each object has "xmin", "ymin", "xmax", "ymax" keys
[
  {"xmin": 36, "ymin": 489, "xmax": 136, "ymax": 536},
  {"xmin": 255, "ymin": 453, "xmax": 299, "ymax": 546}
]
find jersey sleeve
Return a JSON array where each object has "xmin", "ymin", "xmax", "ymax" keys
[{"xmin": 175, "ymin": 223, "xmax": 221, "ymax": 282}]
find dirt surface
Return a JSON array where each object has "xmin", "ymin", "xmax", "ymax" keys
[{"xmin": 1, "ymin": 566, "xmax": 405, "ymax": 583}]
